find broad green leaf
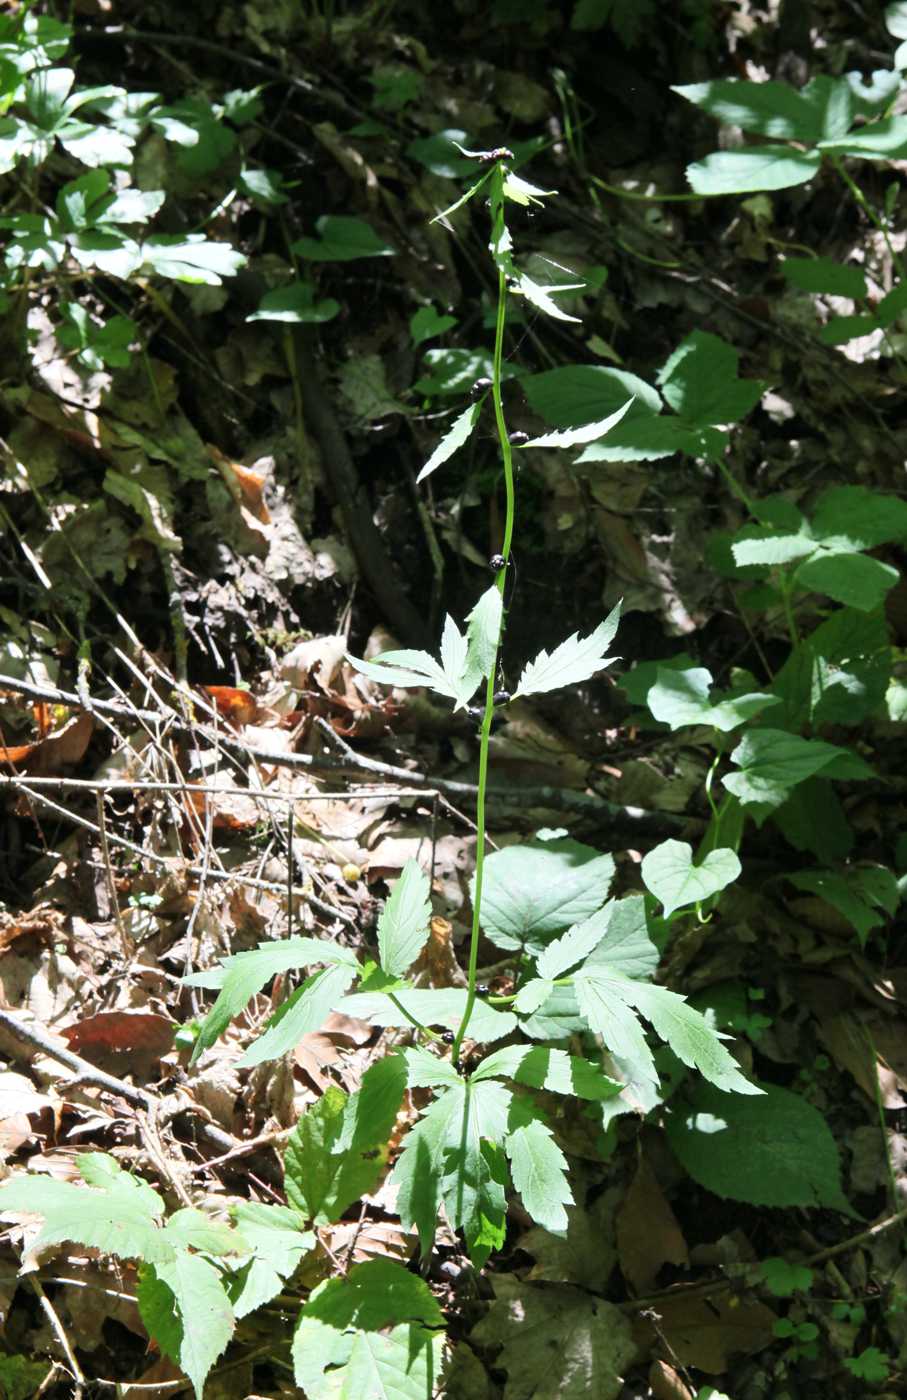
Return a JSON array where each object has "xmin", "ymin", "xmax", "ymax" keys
[
  {"xmin": 338, "ymin": 986, "xmax": 517, "ymax": 1041},
  {"xmin": 795, "ymin": 550, "xmax": 899, "ymax": 610},
  {"xmin": 505, "ymin": 1117, "xmax": 572, "ymax": 1231},
  {"xmin": 246, "ymin": 282, "xmax": 339, "ymax": 323},
  {"xmin": 466, "ymin": 584, "xmax": 503, "ymax": 677},
  {"xmin": 188, "ymin": 937, "xmax": 358, "ymax": 1061},
  {"xmin": 0, "ymin": 1155, "xmax": 169, "ymax": 1264},
  {"xmin": 731, "ymin": 523, "xmax": 815, "ymax": 568},
  {"xmin": 514, "ymin": 603, "xmax": 621, "ymax": 699},
  {"xmin": 140, "ymin": 234, "xmax": 246, "ymax": 285},
  {"xmin": 647, "ymin": 664, "xmax": 779, "ymax": 731},
  {"xmin": 673, "ymin": 77, "xmax": 851, "ymax": 143},
  {"xmin": 819, "ymin": 312, "xmax": 880, "ymax": 344},
  {"xmin": 812, "ymin": 484, "xmax": 907, "ymax": 550},
  {"xmin": 228, "ymin": 1202, "xmax": 314, "ymax": 1319},
  {"xmin": 666, "ymin": 1081, "xmax": 856, "ymax": 1214},
  {"xmin": 523, "ymin": 364, "xmax": 660, "ymax": 427},
  {"xmin": 139, "ymin": 1251, "xmax": 234, "ymax": 1400},
  {"xmin": 377, "ymin": 860, "xmax": 431, "ymax": 976},
  {"xmin": 417, "ymin": 401, "xmax": 482, "ymax": 483},
  {"xmin": 818, "ymin": 114, "xmax": 907, "ymax": 158},
  {"xmin": 293, "ymin": 1259, "xmax": 444, "ymax": 1400},
  {"xmin": 641, "ymin": 840, "xmax": 741, "ymax": 916},
  {"xmin": 723, "ymin": 728, "xmax": 873, "ymax": 813},
  {"xmin": 781, "ymin": 256, "xmax": 867, "ymax": 298},
  {"xmin": 292, "ymin": 214, "xmax": 395, "ymax": 260},
  {"xmin": 658, "ymin": 330, "xmax": 765, "ymax": 428},
  {"xmin": 577, "ymin": 413, "xmax": 702, "ymax": 462},
  {"xmin": 522, "ymin": 398, "xmax": 633, "ymax": 448},
  {"xmin": 479, "ymin": 836, "xmax": 615, "ymax": 954},
  {"xmin": 284, "ymin": 1060, "xmax": 406, "ymax": 1224},
  {"xmin": 686, "ymin": 147, "xmax": 821, "ymax": 195},
  {"xmin": 239, "ymin": 961, "xmax": 359, "ymax": 1066},
  {"xmin": 473, "ymin": 1044, "xmax": 620, "ymax": 1100}
]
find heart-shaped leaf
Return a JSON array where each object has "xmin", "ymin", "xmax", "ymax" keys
[{"xmin": 641, "ymin": 840, "xmax": 741, "ymax": 917}]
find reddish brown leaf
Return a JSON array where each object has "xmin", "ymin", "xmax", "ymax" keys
[
  {"xmin": 63, "ymin": 1011, "xmax": 174, "ymax": 1059},
  {"xmin": 617, "ymin": 1155, "xmax": 689, "ymax": 1294}
]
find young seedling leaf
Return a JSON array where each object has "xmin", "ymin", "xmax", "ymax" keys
[
  {"xmin": 641, "ymin": 839, "xmax": 741, "ymax": 916},
  {"xmin": 514, "ymin": 602, "xmax": 621, "ymax": 698},
  {"xmin": 417, "ymin": 400, "xmax": 482, "ymax": 483},
  {"xmin": 377, "ymin": 860, "xmax": 431, "ymax": 976}
]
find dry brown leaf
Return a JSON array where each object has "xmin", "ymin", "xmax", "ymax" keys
[
  {"xmin": 633, "ymin": 1290, "xmax": 776, "ymax": 1373},
  {"xmin": 0, "ymin": 1072, "xmax": 56, "ymax": 1155},
  {"xmin": 62, "ymin": 1012, "xmax": 175, "ymax": 1070},
  {"xmin": 649, "ymin": 1359, "xmax": 694, "ymax": 1400},
  {"xmin": 617, "ymin": 1155, "xmax": 689, "ymax": 1294},
  {"xmin": 280, "ymin": 634, "xmax": 348, "ymax": 692},
  {"xmin": 817, "ymin": 1012, "xmax": 906, "ymax": 1109}
]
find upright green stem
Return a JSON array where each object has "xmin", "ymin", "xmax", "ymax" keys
[{"xmin": 451, "ymin": 200, "xmax": 515, "ymax": 1066}]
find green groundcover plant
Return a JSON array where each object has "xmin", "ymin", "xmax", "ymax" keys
[{"xmin": 3, "ymin": 9, "xmax": 906, "ymax": 1389}]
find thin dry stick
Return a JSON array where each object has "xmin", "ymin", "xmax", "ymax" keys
[
  {"xmin": 28, "ymin": 1276, "xmax": 85, "ymax": 1396},
  {"xmin": 95, "ymin": 790, "xmax": 130, "ymax": 956}
]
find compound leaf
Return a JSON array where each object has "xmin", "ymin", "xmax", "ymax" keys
[{"xmin": 505, "ymin": 1117, "xmax": 572, "ymax": 1232}]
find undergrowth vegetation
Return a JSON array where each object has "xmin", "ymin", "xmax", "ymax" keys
[{"xmin": 0, "ymin": 2, "xmax": 906, "ymax": 1397}]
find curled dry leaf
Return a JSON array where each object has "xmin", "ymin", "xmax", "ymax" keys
[
  {"xmin": 616, "ymin": 1154, "xmax": 689, "ymax": 1294},
  {"xmin": 280, "ymin": 634, "xmax": 348, "ymax": 691}
]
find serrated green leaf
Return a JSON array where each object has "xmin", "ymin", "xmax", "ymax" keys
[
  {"xmin": 292, "ymin": 1259, "xmax": 445, "ymax": 1400},
  {"xmin": 239, "ymin": 961, "xmax": 359, "ymax": 1067},
  {"xmin": 514, "ymin": 603, "xmax": 620, "ymax": 698},
  {"xmin": 284, "ymin": 1059, "xmax": 406, "ymax": 1225},
  {"xmin": 417, "ymin": 401, "xmax": 482, "ymax": 483},
  {"xmin": 0, "ymin": 1157, "xmax": 169, "ymax": 1264},
  {"xmin": 338, "ymin": 986, "xmax": 517, "ymax": 1041},
  {"xmin": 139, "ymin": 1251, "xmax": 234, "ymax": 1400},
  {"xmin": 392, "ymin": 1083, "xmax": 465, "ymax": 1255},
  {"xmin": 523, "ymin": 364, "xmax": 660, "ymax": 427},
  {"xmin": 574, "ymin": 969, "xmax": 659, "ymax": 1085},
  {"xmin": 402, "ymin": 1045, "xmax": 463, "ymax": 1088},
  {"xmin": 640, "ymin": 840, "xmax": 741, "ymax": 917},
  {"xmin": 514, "ymin": 978, "xmax": 554, "ymax": 1014},
  {"xmin": 378, "ymin": 860, "xmax": 431, "ymax": 976},
  {"xmin": 666, "ymin": 1081, "xmax": 857, "ymax": 1214},
  {"xmin": 479, "ymin": 837, "xmax": 615, "ymax": 954},
  {"xmin": 505, "ymin": 1117, "xmax": 572, "ymax": 1231},
  {"xmin": 658, "ymin": 330, "xmax": 765, "ymax": 428},
  {"xmin": 162, "ymin": 1208, "xmax": 244, "ymax": 1257},
  {"xmin": 188, "ymin": 937, "xmax": 357, "ymax": 1061},
  {"xmin": 513, "ymin": 269, "xmax": 582, "ymax": 322},
  {"xmin": 535, "ymin": 904, "xmax": 619, "ymax": 979},
  {"xmin": 292, "ymin": 214, "xmax": 395, "ymax": 260},
  {"xmin": 647, "ymin": 665, "xmax": 779, "ymax": 732},
  {"xmin": 228, "ymin": 1202, "xmax": 314, "ymax": 1319},
  {"xmin": 522, "ymin": 397, "xmax": 633, "ymax": 448},
  {"xmin": 794, "ymin": 550, "xmax": 899, "ymax": 611},
  {"xmin": 472, "ymin": 1044, "xmax": 620, "ymax": 1100},
  {"xmin": 686, "ymin": 146, "xmax": 821, "ymax": 194}
]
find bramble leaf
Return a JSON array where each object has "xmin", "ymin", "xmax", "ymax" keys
[
  {"xmin": 417, "ymin": 401, "xmax": 482, "ymax": 483},
  {"xmin": 505, "ymin": 1116, "xmax": 572, "ymax": 1231}
]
